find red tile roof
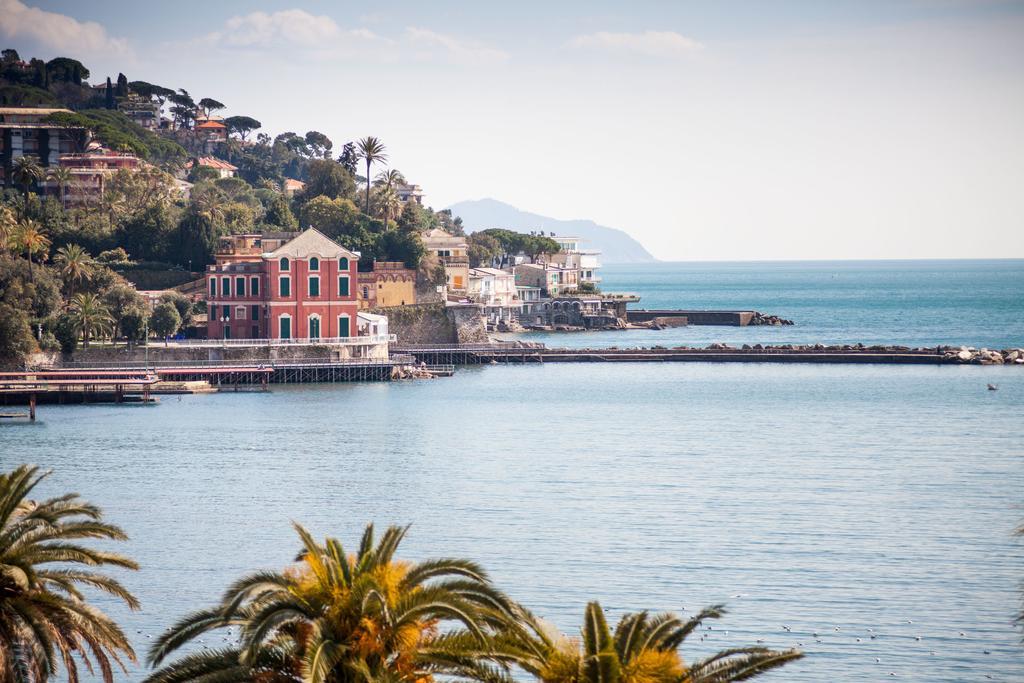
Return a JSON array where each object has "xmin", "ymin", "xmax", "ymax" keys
[{"xmin": 195, "ymin": 120, "xmax": 227, "ymax": 129}]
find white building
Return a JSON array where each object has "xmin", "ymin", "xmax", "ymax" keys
[
  {"xmin": 468, "ymin": 267, "xmax": 517, "ymax": 307},
  {"xmin": 550, "ymin": 235, "xmax": 602, "ymax": 285}
]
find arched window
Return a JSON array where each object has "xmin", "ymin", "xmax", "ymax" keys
[
  {"xmin": 339, "ymin": 257, "xmax": 349, "ymax": 270},
  {"xmin": 308, "ymin": 314, "xmax": 321, "ymax": 339},
  {"xmin": 362, "ymin": 285, "xmax": 370, "ymax": 299},
  {"xmin": 309, "ymin": 256, "xmax": 319, "ymax": 271},
  {"xmin": 279, "ymin": 257, "xmax": 290, "ymax": 272}
]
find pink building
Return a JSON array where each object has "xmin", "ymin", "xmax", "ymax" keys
[
  {"xmin": 206, "ymin": 229, "xmax": 361, "ymax": 341},
  {"xmin": 57, "ymin": 149, "xmax": 144, "ymax": 207}
]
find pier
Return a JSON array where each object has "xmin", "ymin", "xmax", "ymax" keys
[
  {"xmin": 0, "ymin": 371, "xmax": 162, "ymax": 421},
  {"xmin": 391, "ymin": 343, "xmax": 964, "ymax": 365}
]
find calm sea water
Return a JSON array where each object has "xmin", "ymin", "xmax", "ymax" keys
[
  {"xmin": 2, "ymin": 261, "xmax": 1024, "ymax": 682},
  {"xmin": 510, "ymin": 260, "xmax": 1024, "ymax": 349}
]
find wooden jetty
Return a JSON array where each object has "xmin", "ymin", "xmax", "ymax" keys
[{"xmin": 0, "ymin": 371, "xmax": 162, "ymax": 421}]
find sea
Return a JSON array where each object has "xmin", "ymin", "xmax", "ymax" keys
[{"xmin": 2, "ymin": 259, "xmax": 1023, "ymax": 682}]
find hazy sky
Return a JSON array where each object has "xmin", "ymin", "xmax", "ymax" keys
[{"xmin": 3, "ymin": 0, "xmax": 1023, "ymax": 260}]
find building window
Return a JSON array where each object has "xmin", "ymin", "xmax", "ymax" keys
[
  {"xmin": 235, "ymin": 306, "xmax": 247, "ymax": 320},
  {"xmin": 209, "ymin": 278, "xmax": 216, "ymax": 297},
  {"xmin": 362, "ymin": 285, "xmax": 369, "ymax": 299},
  {"xmin": 279, "ymin": 314, "xmax": 291, "ymax": 339},
  {"xmin": 235, "ymin": 277, "xmax": 245, "ymax": 297},
  {"xmin": 338, "ymin": 275, "xmax": 349, "ymax": 297},
  {"xmin": 309, "ymin": 256, "xmax": 319, "ymax": 271},
  {"xmin": 279, "ymin": 275, "xmax": 291, "ymax": 297},
  {"xmin": 339, "ymin": 257, "xmax": 349, "ymax": 270},
  {"xmin": 308, "ymin": 275, "xmax": 320, "ymax": 297},
  {"xmin": 279, "ymin": 257, "xmax": 290, "ymax": 271},
  {"xmin": 309, "ymin": 315, "xmax": 321, "ymax": 339},
  {"xmin": 251, "ymin": 305, "xmax": 259, "ymax": 321},
  {"xmin": 251, "ymin": 277, "xmax": 259, "ymax": 296},
  {"xmin": 221, "ymin": 277, "xmax": 230, "ymax": 296},
  {"xmin": 222, "ymin": 305, "xmax": 230, "ymax": 320},
  {"xmin": 338, "ymin": 315, "xmax": 350, "ymax": 337}
]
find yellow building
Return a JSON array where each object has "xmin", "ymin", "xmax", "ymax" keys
[
  {"xmin": 422, "ymin": 228, "xmax": 469, "ymax": 293},
  {"xmin": 358, "ymin": 261, "xmax": 417, "ymax": 308}
]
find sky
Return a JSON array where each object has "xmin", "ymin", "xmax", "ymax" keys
[{"xmin": 2, "ymin": 0, "xmax": 1023, "ymax": 261}]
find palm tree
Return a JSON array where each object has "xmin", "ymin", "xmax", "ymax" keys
[
  {"xmin": 0, "ymin": 464, "xmax": 139, "ymax": 682},
  {"xmin": 377, "ymin": 187, "xmax": 401, "ymax": 229},
  {"xmin": 47, "ymin": 166, "xmax": 73, "ymax": 208},
  {"xmin": 0, "ymin": 205, "xmax": 16, "ymax": 253},
  {"xmin": 375, "ymin": 169, "xmax": 406, "ymax": 192},
  {"xmin": 67, "ymin": 292, "xmax": 114, "ymax": 349},
  {"xmin": 11, "ymin": 155, "xmax": 44, "ymax": 214},
  {"xmin": 54, "ymin": 243, "xmax": 95, "ymax": 296},
  {"xmin": 147, "ymin": 523, "xmax": 512, "ymax": 683},
  {"xmin": 15, "ymin": 219, "xmax": 50, "ymax": 282},
  {"xmin": 357, "ymin": 137, "xmax": 388, "ymax": 214},
  {"xmin": 451, "ymin": 601, "xmax": 802, "ymax": 683}
]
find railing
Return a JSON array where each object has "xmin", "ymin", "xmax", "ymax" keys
[
  {"xmin": 57, "ymin": 357, "xmax": 405, "ymax": 370},
  {"xmin": 392, "ymin": 342, "xmax": 545, "ymax": 351},
  {"xmin": 167, "ymin": 335, "xmax": 396, "ymax": 347}
]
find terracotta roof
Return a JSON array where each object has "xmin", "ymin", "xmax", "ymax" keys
[
  {"xmin": 266, "ymin": 228, "xmax": 359, "ymax": 260},
  {"xmin": 188, "ymin": 157, "xmax": 237, "ymax": 171},
  {"xmin": 284, "ymin": 178, "xmax": 305, "ymax": 191},
  {"xmin": 195, "ymin": 120, "xmax": 227, "ymax": 129}
]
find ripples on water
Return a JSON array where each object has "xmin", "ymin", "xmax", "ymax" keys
[{"xmin": 2, "ymin": 363, "xmax": 1022, "ymax": 681}]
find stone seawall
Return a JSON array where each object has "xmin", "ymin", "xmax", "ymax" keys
[{"xmin": 368, "ymin": 303, "xmax": 488, "ymax": 345}]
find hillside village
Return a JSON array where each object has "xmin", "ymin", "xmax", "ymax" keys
[{"xmin": 0, "ymin": 49, "xmax": 639, "ymax": 365}]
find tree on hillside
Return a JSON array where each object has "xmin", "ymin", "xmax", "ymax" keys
[
  {"xmin": 304, "ymin": 130, "xmax": 333, "ymax": 158},
  {"xmin": 264, "ymin": 192, "xmax": 298, "ymax": 230},
  {"xmin": 376, "ymin": 186, "xmax": 401, "ymax": 228},
  {"xmin": 47, "ymin": 165, "xmax": 73, "ymax": 207},
  {"xmin": 338, "ymin": 140, "xmax": 358, "ymax": 175},
  {"xmin": 357, "ymin": 136, "xmax": 387, "ymax": 214},
  {"xmin": 0, "ymin": 464, "xmax": 140, "ymax": 682},
  {"xmin": 45, "ymin": 56, "xmax": 90, "ymax": 84},
  {"xmin": 302, "ymin": 159, "xmax": 356, "ymax": 201},
  {"xmin": 160, "ymin": 291, "xmax": 194, "ymax": 331},
  {"xmin": 115, "ymin": 72, "xmax": 129, "ymax": 97},
  {"xmin": 103, "ymin": 283, "xmax": 148, "ymax": 341},
  {"xmin": 105, "ymin": 76, "xmax": 115, "ymax": 109},
  {"xmin": 14, "ymin": 219, "xmax": 50, "ymax": 281},
  {"xmin": 224, "ymin": 115, "xmax": 261, "ymax": 141},
  {"xmin": 11, "ymin": 155, "xmax": 44, "ymax": 210},
  {"xmin": 150, "ymin": 301, "xmax": 181, "ymax": 346},
  {"xmin": 198, "ymin": 97, "xmax": 226, "ymax": 118},
  {"xmin": 468, "ymin": 232, "xmax": 501, "ymax": 267},
  {"xmin": 67, "ymin": 292, "xmax": 113, "ymax": 348},
  {"xmin": 54, "ymin": 243, "xmax": 96, "ymax": 296},
  {"xmin": 375, "ymin": 168, "xmax": 406, "ymax": 191},
  {"xmin": 129, "ymin": 80, "xmax": 172, "ymax": 101},
  {"xmin": 168, "ymin": 89, "xmax": 197, "ymax": 129}
]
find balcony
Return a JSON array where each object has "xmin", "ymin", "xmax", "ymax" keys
[{"xmin": 172, "ymin": 334, "xmax": 396, "ymax": 347}]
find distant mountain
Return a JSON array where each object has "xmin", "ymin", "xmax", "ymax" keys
[{"xmin": 446, "ymin": 198, "xmax": 657, "ymax": 263}]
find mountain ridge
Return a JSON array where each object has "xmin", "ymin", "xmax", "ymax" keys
[{"xmin": 446, "ymin": 198, "xmax": 657, "ymax": 263}]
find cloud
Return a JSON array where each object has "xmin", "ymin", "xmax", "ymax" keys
[
  {"xmin": 405, "ymin": 27, "xmax": 509, "ymax": 64},
  {"xmin": 0, "ymin": 0, "xmax": 131, "ymax": 56},
  {"xmin": 569, "ymin": 30, "xmax": 703, "ymax": 57},
  {"xmin": 196, "ymin": 8, "xmax": 386, "ymax": 54}
]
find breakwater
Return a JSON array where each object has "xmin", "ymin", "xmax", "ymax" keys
[
  {"xmin": 393, "ymin": 343, "xmax": 1024, "ymax": 366},
  {"xmin": 626, "ymin": 309, "xmax": 794, "ymax": 326}
]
